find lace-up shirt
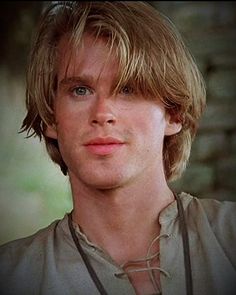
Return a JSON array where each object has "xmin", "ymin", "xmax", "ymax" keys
[{"xmin": 0, "ymin": 192, "xmax": 236, "ymax": 295}]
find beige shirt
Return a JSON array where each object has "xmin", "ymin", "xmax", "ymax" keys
[{"xmin": 0, "ymin": 192, "xmax": 236, "ymax": 295}]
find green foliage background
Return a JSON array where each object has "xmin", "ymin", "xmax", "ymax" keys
[
  {"xmin": 0, "ymin": 74, "xmax": 72, "ymax": 245},
  {"xmin": 0, "ymin": 2, "xmax": 72, "ymax": 245}
]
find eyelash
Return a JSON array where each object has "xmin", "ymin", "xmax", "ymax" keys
[
  {"xmin": 120, "ymin": 86, "xmax": 134, "ymax": 95},
  {"xmin": 69, "ymin": 85, "xmax": 134, "ymax": 98},
  {"xmin": 71, "ymin": 86, "xmax": 92, "ymax": 96}
]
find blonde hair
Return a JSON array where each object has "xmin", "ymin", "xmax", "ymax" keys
[{"xmin": 22, "ymin": 1, "xmax": 206, "ymax": 181}]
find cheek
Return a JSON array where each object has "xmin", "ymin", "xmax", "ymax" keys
[
  {"xmin": 55, "ymin": 101, "xmax": 87, "ymax": 133},
  {"xmin": 133, "ymin": 108, "xmax": 166, "ymax": 136}
]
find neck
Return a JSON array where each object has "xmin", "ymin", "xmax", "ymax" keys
[{"xmin": 69, "ymin": 171, "xmax": 175, "ymax": 264}]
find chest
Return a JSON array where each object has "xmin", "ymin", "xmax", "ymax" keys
[{"xmin": 127, "ymin": 268, "xmax": 161, "ymax": 295}]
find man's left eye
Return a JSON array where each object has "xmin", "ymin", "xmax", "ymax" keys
[
  {"xmin": 120, "ymin": 86, "xmax": 133, "ymax": 95},
  {"xmin": 73, "ymin": 86, "xmax": 91, "ymax": 96}
]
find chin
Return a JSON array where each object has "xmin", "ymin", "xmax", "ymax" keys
[
  {"xmin": 69, "ymin": 162, "xmax": 135, "ymax": 190},
  {"xmin": 84, "ymin": 177, "xmax": 125, "ymax": 190},
  {"xmin": 80, "ymin": 170, "xmax": 129, "ymax": 190}
]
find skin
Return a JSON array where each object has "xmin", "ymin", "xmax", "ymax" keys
[{"xmin": 46, "ymin": 33, "xmax": 182, "ymax": 294}]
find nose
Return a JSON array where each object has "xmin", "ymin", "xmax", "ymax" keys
[{"xmin": 90, "ymin": 96, "xmax": 116, "ymax": 126}]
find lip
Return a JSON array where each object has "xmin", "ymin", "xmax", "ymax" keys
[
  {"xmin": 84, "ymin": 137, "xmax": 125, "ymax": 155},
  {"xmin": 85, "ymin": 137, "xmax": 124, "ymax": 145}
]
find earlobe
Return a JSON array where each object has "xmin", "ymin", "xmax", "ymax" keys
[{"xmin": 45, "ymin": 124, "xmax": 58, "ymax": 139}]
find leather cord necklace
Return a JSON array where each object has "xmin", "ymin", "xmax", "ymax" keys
[
  {"xmin": 175, "ymin": 192, "xmax": 193, "ymax": 295},
  {"xmin": 68, "ymin": 192, "xmax": 193, "ymax": 295}
]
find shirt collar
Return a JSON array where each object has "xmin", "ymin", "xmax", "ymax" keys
[
  {"xmin": 66, "ymin": 192, "xmax": 193, "ymax": 247},
  {"xmin": 159, "ymin": 192, "xmax": 193, "ymax": 224}
]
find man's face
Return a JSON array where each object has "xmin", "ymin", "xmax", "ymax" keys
[{"xmin": 46, "ymin": 34, "xmax": 181, "ymax": 189}]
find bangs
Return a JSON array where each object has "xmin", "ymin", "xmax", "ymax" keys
[
  {"xmin": 60, "ymin": 2, "xmax": 165, "ymax": 103},
  {"xmin": 54, "ymin": 1, "xmax": 194, "ymax": 111},
  {"xmin": 54, "ymin": 0, "xmax": 201, "ymax": 122}
]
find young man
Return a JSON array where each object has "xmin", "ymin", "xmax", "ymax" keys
[{"xmin": 0, "ymin": 2, "xmax": 235, "ymax": 295}]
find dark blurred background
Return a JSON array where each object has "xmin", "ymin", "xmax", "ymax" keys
[{"xmin": 0, "ymin": 1, "xmax": 236, "ymax": 245}]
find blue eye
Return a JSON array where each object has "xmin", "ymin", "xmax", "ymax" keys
[{"xmin": 73, "ymin": 86, "xmax": 91, "ymax": 96}]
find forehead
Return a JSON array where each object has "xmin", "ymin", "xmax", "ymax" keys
[{"xmin": 56, "ymin": 33, "xmax": 119, "ymax": 82}]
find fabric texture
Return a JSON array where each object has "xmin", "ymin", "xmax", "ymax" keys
[{"xmin": 0, "ymin": 192, "xmax": 235, "ymax": 295}]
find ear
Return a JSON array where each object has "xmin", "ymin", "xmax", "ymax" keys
[
  {"xmin": 45, "ymin": 124, "xmax": 58, "ymax": 139},
  {"xmin": 164, "ymin": 113, "xmax": 182, "ymax": 136}
]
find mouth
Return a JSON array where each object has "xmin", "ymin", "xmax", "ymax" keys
[{"xmin": 84, "ymin": 137, "xmax": 125, "ymax": 155}]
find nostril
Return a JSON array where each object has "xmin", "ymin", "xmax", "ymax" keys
[
  {"xmin": 91, "ymin": 118, "xmax": 115, "ymax": 125},
  {"xmin": 90, "ymin": 112, "xmax": 116, "ymax": 126}
]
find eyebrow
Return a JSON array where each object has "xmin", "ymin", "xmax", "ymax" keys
[
  {"xmin": 58, "ymin": 74, "xmax": 121, "ymax": 92},
  {"xmin": 58, "ymin": 75, "xmax": 97, "ymax": 88}
]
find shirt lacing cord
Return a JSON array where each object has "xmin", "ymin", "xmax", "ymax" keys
[{"xmin": 114, "ymin": 233, "xmax": 171, "ymax": 294}]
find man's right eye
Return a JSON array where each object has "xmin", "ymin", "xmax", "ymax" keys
[{"xmin": 73, "ymin": 86, "xmax": 91, "ymax": 96}]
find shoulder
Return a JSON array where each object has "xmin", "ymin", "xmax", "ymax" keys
[
  {"xmin": 1, "ymin": 218, "xmax": 58, "ymax": 251},
  {"xmin": 0, "ymin": 215, "xmax": 71, "ymax": 294},
  {"xmin": 182, "ymin": 192, "xmax": 236, "ymax": 266},
  {"xmin": 0, "ymin": 215, "xmax": 68, "ymax": 269},
  {"xmin": 184, "ymin": 192, "xmax": 236, "ymax": 226},
  {"xmin": 192, "ymin": 195, "xmax": 236, "ymax": 240}
]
